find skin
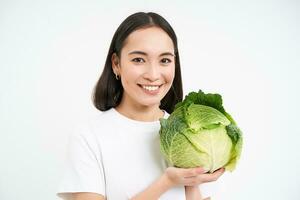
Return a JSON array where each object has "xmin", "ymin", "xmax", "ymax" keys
[
  {"xmin": 111, "ymin": 26, "xmax": 175, "ymax": 122},
  {"xmin": 72, "ymin": 26, "xmax": 224, "ymax": 200}
]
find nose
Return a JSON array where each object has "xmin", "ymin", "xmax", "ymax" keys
[{"xmin": 144, "ymin": 62, "xmax": 160, "ymax": 81}]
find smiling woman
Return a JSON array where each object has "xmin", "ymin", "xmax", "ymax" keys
[
  {"xmin": 93, "ymin": 12, "xmax": 183, "ymax": 116},
  {"xmin": 110, "ymin": 26, "xmax": 176, "ymax": 119},
  {"xmin": 56, "ymin": 12, "xmax": 221, "ymax": 200}
]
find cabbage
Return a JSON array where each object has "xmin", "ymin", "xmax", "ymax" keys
[{"xmin": 159, "ymin": 90, "xmax": 242, "ymax": 173}]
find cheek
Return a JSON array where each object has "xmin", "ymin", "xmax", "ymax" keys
[
  {"xmin": 165, "ymin": 66, "xmax": 175, "ymax": 83},
  {"xmin": 121, "ymin": 67, "xmax": 141, "ymax": 86}
]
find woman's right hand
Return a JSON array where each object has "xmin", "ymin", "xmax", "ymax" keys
[{"xmin": 163, "ymin": 166, "xmax": 225, "ymax": 187}]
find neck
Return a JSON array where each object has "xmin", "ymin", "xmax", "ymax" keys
[{"xmin": 115, "ymin": 101, "xmax": 164, "ymax": 122}]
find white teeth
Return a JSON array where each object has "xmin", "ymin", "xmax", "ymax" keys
[{"xmin": 141, "ymin": 85, "xmax": 160, "ymax": 91}]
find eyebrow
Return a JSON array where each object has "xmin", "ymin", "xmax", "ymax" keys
[{"xmin": 128, "ymin": 50, "xmax": 175, "ymax": 57}]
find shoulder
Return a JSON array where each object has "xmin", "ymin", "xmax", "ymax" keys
[
  {"xmin": 88, "ymin": 108, "xmax": 117, "ymax": 134},
  {"xmin": 163, "ymin": 110, "xmax": 170, "ymax": 118},
  {"xmin": 69, "ymin": 109, "xmax": 115, "ymax": 143}
]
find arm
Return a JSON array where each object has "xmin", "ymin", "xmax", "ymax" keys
[
  {"xmin": 70, "ymin": 167, "xmax": 221, "ymax": 200},
  {"xmin": 185, "ymin": 186, "xmax": 202, "ymax": 200},
  {"xmin": 131, "ymin": 167, "xmax": 223, "ymax": 200},
  {"xmin": 184, "ymin": 168, "xmax": 225, "ymax": 200},
  {"xmin": 130, "ymin": 173, "xmax": 173, "ymax": 200},
  {"xmin": 72, "ymin": 192, "xmax": 106, "ymax": 200},
  {"xmin": 185, "ymin": 186, "xmax": 211, "ymax": 200},
  {"xmin": 70, "ymin": 174, "xmax": 172, "ymax": 200}
]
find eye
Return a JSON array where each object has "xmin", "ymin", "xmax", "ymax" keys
[
  {"xmin": 161, "ymin": 58, "xmax": 172, "ymax": 64},
  {"xmin": 131, "ymin": 57, "xmax": 145, "ymax": 63}
]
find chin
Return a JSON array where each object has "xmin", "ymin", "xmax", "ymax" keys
[{"xmin": 138, "ymin": 99, "xmax": 161, "ymax": 107}]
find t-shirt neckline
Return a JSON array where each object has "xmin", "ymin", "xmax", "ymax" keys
[{"xmin": 111, "ymin": 107, "xmax": 167, "ymax": 125}]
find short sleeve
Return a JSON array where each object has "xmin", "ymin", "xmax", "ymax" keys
[{"xmin": 56, "ymin": 128, "xmax": 106, "ymax": 200}]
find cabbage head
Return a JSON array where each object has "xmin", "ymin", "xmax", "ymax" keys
[{"xmin": 159, "ymin": 90, "xmax": 242, "ymax": 173}]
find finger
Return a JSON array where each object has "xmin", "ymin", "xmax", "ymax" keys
[
  {"xmin": 178, "ymin": 167, "xmax": 207, "ymax": 178},
  {"xmin": 212, "ymin": 167, "xmax": 226, "ymax": 176},
  {"xmin": 182, "ymin": 176, "xmax": 199, "ymax": 186},
  {"xmin": 200, "ymin": 168, "xmax": 225, "ymax": 183}
]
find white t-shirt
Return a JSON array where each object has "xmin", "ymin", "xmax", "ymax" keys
[{"xmin": 56, "ymin": 108, "xmax": 217, "ymax": 200}]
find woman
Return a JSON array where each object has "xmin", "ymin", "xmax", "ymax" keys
[{"xmin": 57, "ymin": 12, "xmax": 224, "ymax": 200}]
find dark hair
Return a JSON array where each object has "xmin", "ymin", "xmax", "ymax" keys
[{"xmin": 92, "ymin": 12, "xmax": 183, "ymax": 114}]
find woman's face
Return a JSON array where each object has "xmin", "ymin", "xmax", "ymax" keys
[{"xmin": 112, "ymin": 26, "xmax": 176, "ymax": 109}]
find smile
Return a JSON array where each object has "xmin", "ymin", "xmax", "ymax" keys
[
  {"xmin": 141, "ymin": 85, "xmax": 160, "ymax": 91},
  {"xmin": 138, "ymin": 84, "xmax": 163, "ymax": 94}
]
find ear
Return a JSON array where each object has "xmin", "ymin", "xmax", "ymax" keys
[{"xmin": 111, "ymin": 53, "xmax": 120, "ymax": 74}]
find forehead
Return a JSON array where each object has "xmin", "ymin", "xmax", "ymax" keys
[{"xmin": 122, "ymin": 26, "xmax": 174, "ymax": 55}]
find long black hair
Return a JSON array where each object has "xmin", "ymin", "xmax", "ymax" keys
[{"xmin": 92, "ymin": 12, "xmax": 183, "ymax": 114}]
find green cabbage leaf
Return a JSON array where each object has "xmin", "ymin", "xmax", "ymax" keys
[{"xmin": 159, "ymin": 90, "xmax": 243, "ymax": 172}]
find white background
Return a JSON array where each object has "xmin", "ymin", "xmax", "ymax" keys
[{"xmin": 1, "ymin": 1, "xmax": 299, "ymax": 199}]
